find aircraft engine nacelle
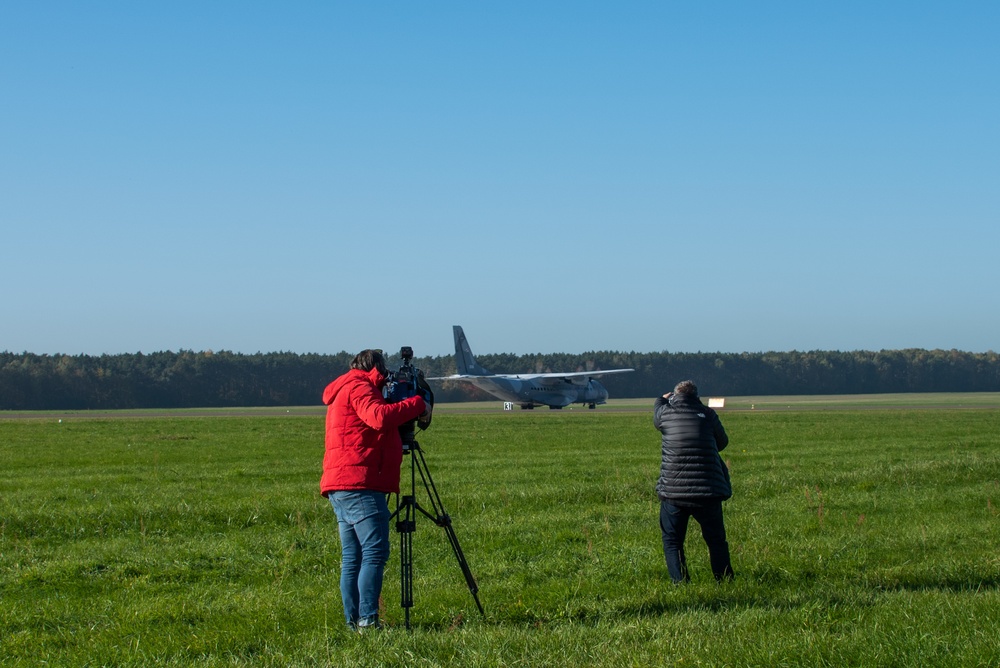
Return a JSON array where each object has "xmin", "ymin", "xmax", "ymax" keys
[{"xmin": 582, "ymin": 379, "xmax": 609, "ymax": 406}]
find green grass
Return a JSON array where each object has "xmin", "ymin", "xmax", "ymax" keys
[{"xmin": 2, "ymin": 403, "xmax": 1000, "ymax": 666}]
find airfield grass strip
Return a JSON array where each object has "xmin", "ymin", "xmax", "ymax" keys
[{"xmin": 2, "ymin": 409, "xmax": 999, "ymax": 666}]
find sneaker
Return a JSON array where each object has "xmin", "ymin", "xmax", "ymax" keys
[{"xmin": 357, "ymin": 617, "xmax": 382, "ymax": 631}]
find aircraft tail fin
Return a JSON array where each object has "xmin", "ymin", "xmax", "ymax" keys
[{"xmin": 453, "ymin": 325, "xmax": 491, "ymax": 376}]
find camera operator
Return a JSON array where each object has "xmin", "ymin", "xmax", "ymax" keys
[
  {"xmin": 320, "ymin": 349, "xmax": 430, "ymax": 631},
  {"xmin": 654, "ymin": 380, "xmax": 735, "ymax": 583}
]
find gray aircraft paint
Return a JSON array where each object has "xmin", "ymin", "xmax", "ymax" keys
[{"xmin": 430, "ymin": 326, "xmax": 633, "ymax": 409}]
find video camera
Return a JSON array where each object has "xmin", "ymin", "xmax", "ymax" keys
[{"xmin": 384, "ymin": 346, "xmax": 434, "ymax": 444}]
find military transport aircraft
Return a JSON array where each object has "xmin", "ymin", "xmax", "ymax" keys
[{"xmin": 429, "ymin": 326, "xmax": 634, "ymax": 409}]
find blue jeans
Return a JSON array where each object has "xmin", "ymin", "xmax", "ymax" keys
[
  {"xmin": 659, "ymin": 498, "xmax": 734, "ymax": 583},
  {"xmin": 329, "ymin": 491, "xmax": 391, "ymax": 627}
]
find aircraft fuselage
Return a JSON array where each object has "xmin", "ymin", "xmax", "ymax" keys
[{"xmin": 463, "ymin": 375, "xmax": 610, "ymax": 409}]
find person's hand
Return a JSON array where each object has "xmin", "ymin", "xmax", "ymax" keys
[
  {"xmin": 417, "ymin": 404, "xmax": 433, "ymax": 429},
  {"xmin": 662, "ymin": 392, "xmax": 673, "ymax": 399}
]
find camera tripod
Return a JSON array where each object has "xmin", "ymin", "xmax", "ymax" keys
[{"xmin": 390, "ymin": 438, "xmax": 484, "ymax": 629}]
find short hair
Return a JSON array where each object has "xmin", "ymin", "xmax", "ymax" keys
[
  {"xmin": 351, "ymin": 349, "xmax": 387, "ymax": 376},
  {"xmin": 673, "ymin": 380, "xmax": 698, "ymax": 396}
]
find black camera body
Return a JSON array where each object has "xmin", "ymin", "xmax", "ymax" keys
[{"xmin": 384, "ymin": 346, "xmax": 434, "ymax": 444}]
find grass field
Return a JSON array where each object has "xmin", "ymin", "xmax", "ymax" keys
[{"xmin": 2, "ymin": 396, "xmax": 1000, "ymax": 666}]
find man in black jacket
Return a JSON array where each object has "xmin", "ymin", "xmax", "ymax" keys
[{"xmin": 654, "ymin": 380, "xmax": 734, "ymax": 583}]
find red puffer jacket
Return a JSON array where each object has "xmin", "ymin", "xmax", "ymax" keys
[{"xmin": 320, "ymin": 367, "xmax": 426, "ymax": 496}]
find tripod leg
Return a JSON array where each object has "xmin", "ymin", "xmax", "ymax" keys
[
  {"xmin": 411, "ymin": 445, "xmax": 485, "ymax": 617},
  {"xmin": 440, "ymin": 520, "xmax": 485, "ymax": 615},
  {"xmin": 396, "ymin": 494, "xmax": 416, "ymax": 630}
]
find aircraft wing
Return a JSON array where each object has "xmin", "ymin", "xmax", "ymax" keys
[
  {"xmin": 506, "ymin": 369, "xmax": 634, "ymax": 381},
  {"xmin": 428, "ymin": 369, "xmax": 633, "ymax": 382}
]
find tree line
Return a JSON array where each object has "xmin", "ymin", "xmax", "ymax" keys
[{"xmin": 1, "ymin": 347, "xmax": 999, "ymax": 411}]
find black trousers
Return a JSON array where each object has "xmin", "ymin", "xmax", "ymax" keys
[{"xmin": 659, "ymin": 498, "xmax": 734, "ymax": 583}]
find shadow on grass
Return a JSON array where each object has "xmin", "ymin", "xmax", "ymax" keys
[
  {"xmin": 413, "ymin": 567, "xmax": 1000, "ymax": 629},
  {"xmin": 869, "ymin": 573, "xmax": 1000, "ymax": 593}
]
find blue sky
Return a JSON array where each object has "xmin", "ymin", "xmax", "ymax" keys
[{"xmin": 2, "ymin": 2, "xmax": 998, "ymax": 357}]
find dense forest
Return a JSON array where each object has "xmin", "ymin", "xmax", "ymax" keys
[{"xmin": 1, "ymin": 347, "xmax": 999, "ymax": 411}]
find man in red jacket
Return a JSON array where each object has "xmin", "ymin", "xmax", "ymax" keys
[{"xmin": 321, "ymin": 349, "xmax": 429, "ymax": 631}]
